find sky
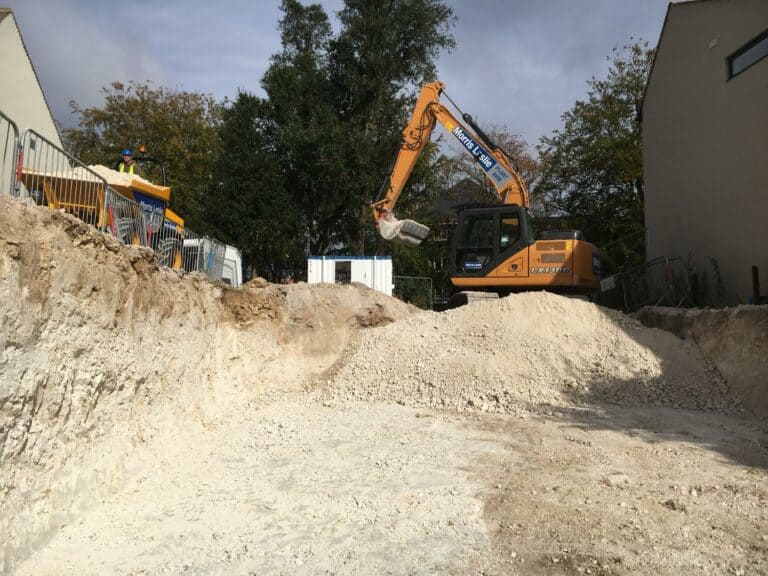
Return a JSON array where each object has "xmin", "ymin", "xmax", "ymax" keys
[{"xmin": 5, "ymin": 0, "xmax": 670, "ymax": 150}]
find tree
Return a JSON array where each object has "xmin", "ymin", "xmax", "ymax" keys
[
  {"xmin": 536, "ymin": 42, "xmax": 653, "ymax": 274},
  {"xmin": 328, "ymin": 0, "xmax": 456, "ymax": 257},
  {"xmin": 62, "ymin": 81, "xmax": 223, "ymax": 229},
  {"xmin": 260, "ymin": 0, "xmax": 351, "ymax": 259},
  {"xmin": 203, "ymin": 92, "xmax": 300, "ymax": 281},
  {"xmin": 211, "ymin": 0, "xmax": 456, "ymax": 279}
]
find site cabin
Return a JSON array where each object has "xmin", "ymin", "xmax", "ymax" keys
[
  {"xmin": 307, "ymin": 255, "xmax": 393, "ymax": 296},
  {"xmin": 221, "ymin": 244, "xmax": 243, "ymax": 288}
]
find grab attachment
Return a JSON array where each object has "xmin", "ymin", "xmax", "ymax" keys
[{"xmin": 376, "ymin": 213, "xmax": 430, "ymax": 246}]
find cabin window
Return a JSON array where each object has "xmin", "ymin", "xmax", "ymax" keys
[
  {"xmin": 335, "ymin": 261, "xmax": 351, "ymax": 284},
  {"xmin": 455, "ymin": 214, "xmax": 495, "ymax": 271},
  {"xmin": 499, "ymin": 216, "xmax": 520, "ymax": 251}
]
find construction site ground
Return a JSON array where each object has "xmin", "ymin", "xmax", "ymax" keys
[{"xmin": 1, "ymin": 196, "xmax": 767, "ymax": 575}]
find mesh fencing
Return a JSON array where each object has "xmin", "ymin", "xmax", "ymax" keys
[
  {"xmin": 18, "ymin": 129, "xmax": 109, "ymax": 229},
  {"xmin": 619, "ymin": 256, "xmax": 692, "ymax": 312},
  {"xmin": 0, "ymin": 110, "xmax": 19, "ymax": 197},
  {"xmin": 181, "ymin": 232, "xmax": 227, "ymax": 282},
  {"xmin": 1, "ymin": 108, "xmax": 233, "ymax": 283}
]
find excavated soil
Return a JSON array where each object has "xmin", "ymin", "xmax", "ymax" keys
[{"xmin": 1, "ymin": 195, "xmax": 767, "ymax": 575}]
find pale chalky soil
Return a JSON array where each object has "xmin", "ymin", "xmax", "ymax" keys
[{"xmin": 2, "ymin": 196, "xmax": 766, "ymax": 575}]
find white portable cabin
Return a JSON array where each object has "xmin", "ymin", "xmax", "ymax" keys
[
  {"xmin": 307, "ymin": 255, "xmax": 393, "ymax": 296},
  {"xmin": 221, "ymin": 245, "xmax": 243, "ymax": 288}
]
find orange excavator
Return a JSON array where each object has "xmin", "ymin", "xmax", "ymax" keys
[{"xmin": 372, "ymin": 81, "xmax": 601, "ymax": 305}]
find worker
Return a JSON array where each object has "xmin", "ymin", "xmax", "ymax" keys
[{"xmin": 118, "ymin": 149, "xmax": 144, "ymax": 177}]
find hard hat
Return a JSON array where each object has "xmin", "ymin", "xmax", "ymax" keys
[{"xmin": 122, "ymin": 148, "xmax": 132, "ymax": 156}]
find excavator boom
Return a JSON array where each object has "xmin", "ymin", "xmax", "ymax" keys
[{"xmin": 372, "ymin": 82, "xmax": 529, "ymax": 245}]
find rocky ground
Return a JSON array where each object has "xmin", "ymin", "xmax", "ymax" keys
[{"xmin": 1, "ymin": 195, "xmax": 767, "ymax": 575}]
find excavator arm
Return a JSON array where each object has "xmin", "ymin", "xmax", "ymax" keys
[{"xmin": 372, "ymin": 81, "xmax": 529, "ymax": 245}]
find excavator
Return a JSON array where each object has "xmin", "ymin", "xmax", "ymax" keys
[{"xmin": 371, "ymin": 81, "xmax": 601, "ymax": 306}]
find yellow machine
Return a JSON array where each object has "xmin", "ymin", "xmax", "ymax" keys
[
  {"xmin": 105, "ymin": 175, "xmax": 185, "ymax": 269},
  {"xmin": 372, "ymin": 81, "xmax": 601, "ymax": 304},
  {"xmin": 20, "ymin": 165, "xmax": 185, "ymax": 269}
]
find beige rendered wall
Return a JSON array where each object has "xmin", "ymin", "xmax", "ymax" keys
[
  {"xmin": 643, "ymin": 0, "xmax": 768, "ymax": 304},
  {"xmin": 0, "ymin": 12, "xmax": 62, "ymax": 147}
]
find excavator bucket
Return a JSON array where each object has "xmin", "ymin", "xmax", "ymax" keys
[{"xmin": 377, "ymin": 213, "xmax": 430, "ymax": 246}]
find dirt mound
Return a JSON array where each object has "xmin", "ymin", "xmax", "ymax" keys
[
  {"xmin": 324, "ymin": 292, "xmax": 742, "ymax": 415},
  {"xmin": 637, "ymin": 306, "xmax": 768, "ymax": 418},
  {"xmin": 0, "ymin": 196, "xmax": 412, "ymax": 570},
  {"xmin": 0, "ymin": 195, "xmax": 757, "ymax": 574}
]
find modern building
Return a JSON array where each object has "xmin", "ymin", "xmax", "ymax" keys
[{"xmin": 642, "ymin": 0, "xmax": 768, "ymax": 305}]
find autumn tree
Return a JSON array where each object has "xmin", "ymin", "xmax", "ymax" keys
[
  {"xmin": 62, "ymin": 81, "xmax": 223, "ymax": 229},
  {"xmin": 536, "ymin": 42, "xmax": 653, "ymax": 274}
]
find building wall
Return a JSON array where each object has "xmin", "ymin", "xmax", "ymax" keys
[
  {"xmin": 307, "ymin": 256, "xmax": 393, "ymax": 296},
  {"xmin": 643, "ymin": 0, "xmax": 768, "ymax": 304},
  {"xmin": 0, "ymin": 12, "xmax": 62, "ymax": 147}
]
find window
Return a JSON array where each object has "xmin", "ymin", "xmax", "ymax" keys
[
  {"xmin": 334, "ymin": 261, "xmax": 351, "ymax": 284},
  {"xmin": 728, "ymin": 29, "xmax": 768, "ymax": 79},
  {"xmin": 499, "ymin": 215, "xmax": 520, "ymax": 251},
  {"xmin": 455, "ymin": 214, "xmax": 495, "ymax": 271}
]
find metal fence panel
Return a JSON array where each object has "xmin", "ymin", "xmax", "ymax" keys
[
  {"xmin": 1, "ymin": 116, "xmax": 233, "ymax": 283},
  {"xmin": 181, "ymin": 229, "xmax": 206, "ymax": 274},
  {"xmin": 0, "ymin": 109, "xmax": 20, "ymax": 197},
  {"xmin": 620, "ymin": 256, "xmax": 691, "ymax": 311},
  {"xmin": 17, "ymin": 129, "xmax": 109, "ymax": 229},
  {"xmin": 178, "ymin": 231, "xmax": 227, "ymax": 281},
  {"xmin": 206, "ymin": 239, "xmax": 226, "ymax": 282},
  {"xmin": 104, "ymin": 187, "xmax": 147, "ymax": 246}
]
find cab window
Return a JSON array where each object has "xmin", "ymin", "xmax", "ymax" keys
[
  {"xmin": 455, "ymin": 214, "xmax": 494, "ymax": 270},
  {"xmin": 499, "ymin": 215, "xmax": 520, "ymax": 251}
]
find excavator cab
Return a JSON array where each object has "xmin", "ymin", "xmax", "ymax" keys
[{"xmin": 451, "ymin": 204, "xmax": 534, "ymax": 277}]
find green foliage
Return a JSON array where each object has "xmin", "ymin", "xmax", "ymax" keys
[
  {"xmin": 62, "ymin": 82, "xmax": 223, "ymax": 229},
  {"xmin": 536, "ymin": 42, "xmax": 653, "ymax": 275},
  {"xmin": 203, "ymin": 92, "xmax": 300, "ymax": 281},
  {"xmin": 210, "ymin": 0, "xmax": 455, "ymax": 280},
  {"xmin": 260, "ymin": 0, "xmax": 351, "ymax": 257},
  {"xmin": 328, "ymin": 0, "xmax": 455, "ymax": 257}
]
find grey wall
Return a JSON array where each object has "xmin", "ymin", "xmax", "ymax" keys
[{"xmin": 643, "ymin": 0, "xmax": 768, "ymax": 304}]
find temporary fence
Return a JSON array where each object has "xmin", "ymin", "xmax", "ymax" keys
[
  {"xmin": 619, "ymin": 256, "xmax": 691, "ymax": 312},
  {"xmin": 0, "ymin": 108, "xmax": 233, "ymax": 283},
  {"xmin": 393, "ymin": 275, "xmax": 434, "ymax": 310},
  {"xmin": 17, "ymin": 128, "xmax": 110, "ymax": 229},
  {"xmin": 180, "ymin": 230, "xmax": 227, "ymax": 282},
  {"xmin": 1, "ymin": 110, "xmax": 19, "ymax": 197}
]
